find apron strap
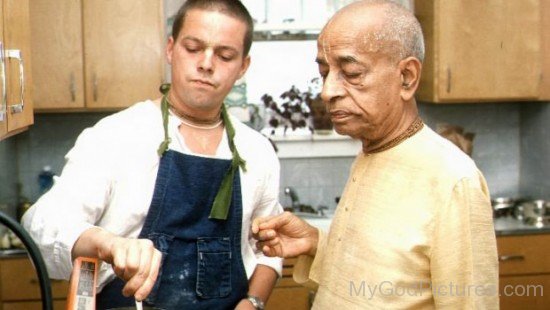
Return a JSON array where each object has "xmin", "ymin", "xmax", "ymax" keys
[
  {"xmin": 156, "ymin": 84, "xmax": 247, "ymax": 220},
  {"xmin": 157, "ymin": 83, "xmax": 172, "ymax": 157}
]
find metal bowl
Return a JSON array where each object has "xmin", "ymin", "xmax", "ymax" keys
[
  {"xmin": 491, "ymin": 197, "xmax": 517, "ymax": 218},
  {"xmin": 515, "ymin": 200, "xmax": 548, "ymax": 226}
]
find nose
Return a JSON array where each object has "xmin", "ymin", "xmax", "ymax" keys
[
  {"xmin": 198, "ymin": 49, "xmax": 214, "ymax": 73},
  {"xmin": 320, "ymin": 71, "xmax": 345, "ymax": 103}
]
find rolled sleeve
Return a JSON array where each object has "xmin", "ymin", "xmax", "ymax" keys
[
  {"xmin": 251, "ymin": 199, "xmax": 283, "ymax": 277},
  {"xmin": 248, "ymin": 141, "xmax": 284, "ymax": 276},
  {"xmin": 22, "ymin": 127, "xmax": 113, "ymax": 280},
  {"xmin": 256, "ymin": 255, "xmax": 283, "ymax": 277},
  {"xmin": 52, "ymin": 221, "xmax": 96, "ymax": 279}
]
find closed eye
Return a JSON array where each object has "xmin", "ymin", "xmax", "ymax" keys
[
  {"xmin": 218, "ymin": 51, "xmax": 237, "ymax": 62},
  {"xmin": 186, "ymin": 46, "xmax": 200, "ymax": 53},
  {"xmin": 183, "ymin": 41, "xmax": 202, "ymax": 53},
  {"xmin": 343, "ymin": 72, "xmax": 361, "ymax": 79}
]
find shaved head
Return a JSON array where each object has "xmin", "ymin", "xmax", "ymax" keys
[{"xmin": 322, "ymin": 0, "xmax": 424, "ymax": 63}]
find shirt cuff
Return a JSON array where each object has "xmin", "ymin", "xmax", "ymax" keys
[
  {"xmin": 256, "ymin": 255, "xmax": 283, "ymax": 277},
  {"xmin": 53, "ymin": 221, "xmax": 96, "ymax": 280}
]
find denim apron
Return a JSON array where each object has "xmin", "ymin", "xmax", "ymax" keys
[{"xmin": 97, "ymin": 88, "xmax": 249, "ymax": 310}]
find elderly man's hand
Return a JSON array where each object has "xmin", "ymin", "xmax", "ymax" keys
[{"xmin": 252, "ymin": 211, "xmax": 319, "ymax": 258}]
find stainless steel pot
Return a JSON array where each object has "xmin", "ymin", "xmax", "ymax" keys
[
  {"xmin": 491, "ymin": 197, "xmax": 517, "ymax": 218},
  {"xmin": 515, "ymin": 200, "xmax": 549, "ymax": 227}
]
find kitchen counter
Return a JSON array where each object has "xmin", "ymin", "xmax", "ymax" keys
[
  {"xmin": 0, "ymin": 248, "xmax": 27, "ymax": 258},
  {"xmin": 268, "ymin": 132, "xmax": 361, "ymax": 158},
  {"xmin": 494, "ymin": 216, "xmax": 550, "ymax": 236},
  {"xmin": 2, "ymin": 218, "xmax": 546, "ymax": 255},
  {"xmin": 303, "ymin": 216, "xmax": 332, "ymax": 232},
  {"xmin": 304, "ymin": 215, "xmax": 550, "ymax": 237}
]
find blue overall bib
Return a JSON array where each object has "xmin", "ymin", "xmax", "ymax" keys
[{"xmin": 97, "ymin": 88, "xmax": 249, "ymax": 309}]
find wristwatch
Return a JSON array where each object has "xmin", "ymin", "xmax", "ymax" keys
[{"xmin": 246, "ymin": 295, "xmax": 265, "ymax": 310}]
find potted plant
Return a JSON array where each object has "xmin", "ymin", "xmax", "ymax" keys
[{"xmin": 261, "ymin": 78, "xmax": 332, "ymax": 136}]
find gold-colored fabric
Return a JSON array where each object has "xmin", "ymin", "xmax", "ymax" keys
[{"xmin": 294, "ymin": 126, "xmax": 499, "ymax": 309}]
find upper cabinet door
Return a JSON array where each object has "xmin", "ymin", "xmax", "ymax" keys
[
  {"xmin": 541, "ymin": 0, "xmax": 550, "ymax": 100},
  {"xmin": 83, "ymin": 0, "xmax": 164, "ymax": 109},
  {"xmin": 415, "ymin": 0, "xmax": 541, "ymax": 103},
  {"xmin": 3, "ymin": 0, "xmax": 33, "ymax": 134},
  {"xmin": 30, "ymin": 0, "xmax": 85, "ymax": 109},
  {"xmin": 0, "ymin": 0, "xmax": 6, "ymax": 138}
]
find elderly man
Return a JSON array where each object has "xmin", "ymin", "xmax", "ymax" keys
[{"xmin": 253, "ymin": 0, "xmax": 498, "ymax": 309}]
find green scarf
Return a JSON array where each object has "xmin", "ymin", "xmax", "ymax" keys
[{"xmin": 157, "ymin": 84, "xmax": 247, "ymax": 220}]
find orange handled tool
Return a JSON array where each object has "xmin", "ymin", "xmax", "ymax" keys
[{"xmin": 66, "ymin": 257, "xmax": 98, "ymax": 310}]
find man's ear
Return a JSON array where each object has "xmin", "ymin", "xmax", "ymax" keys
[
  {"xmin": 166, "ymin": 36, "xmax": 175, "ymax": 64},
  {"xmin": 237, "ymin": 55, "xmax": 251, "ymax": 79},
  {"xmin": 399, "ymin": 57, "xmax": 422, "ymax": 101}
]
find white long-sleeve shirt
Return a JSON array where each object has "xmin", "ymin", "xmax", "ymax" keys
[{"xmin": 22, "ymin": 100, "xmax": 283, "ymax": 291}]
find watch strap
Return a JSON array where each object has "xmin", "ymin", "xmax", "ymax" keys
[{"xmin": 246, "ymin": 295, "xmax": 265, "ymax": 310}]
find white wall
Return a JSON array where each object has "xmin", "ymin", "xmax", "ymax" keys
[{"xmin": 245, "ymin": 40, "xmax": 319, "ymax": 104}]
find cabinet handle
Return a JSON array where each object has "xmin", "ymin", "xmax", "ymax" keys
[
  {"xmin": 446, "ymin": 67, "xmax": 451, "ymax": 93},
  {"xmin": 93, "ymin": 73, "xmax": 98, "ymax": 102},
  {"xmin": 70, "ymin": 73, "xmax": 76, "ymax": 102},
  {"xmin": 0, "ymin": 42, "xmax": 6, "ymax": 122},
  {"xmin": 499, "ymin": 255, "xmax": 525, "ymax": 262},
  {"xmin": 6, "ymin": 49, "xmax": 24, "ymax": 114}
]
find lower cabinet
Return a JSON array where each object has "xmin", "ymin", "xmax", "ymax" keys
[
  {"xmin": 1, "ymin": 300, "xmax": 66, "ymax": 310},
  {"xmin": 266, "ymin": 258, "xmax": 312, "ymax": 310},
  {"xmin": 497, "ymin": 234, "xmax": 550, "ymax": 309},
  {"xmin": 0, "ymin": 256, "xmax": 69, "ymax": 309},
  {"xmin": 0, "ymin": 255, "xmax": 314, "ymax": 309},
  {"xmin": 499, "ymin": 274, "xmax": 550, "ymax": 310}
]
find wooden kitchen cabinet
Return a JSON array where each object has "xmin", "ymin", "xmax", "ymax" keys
[
  {"xmin": 497, "ymin": 234, "xmax": 550, "ymax": 309},
  {"xmin": 30, "ymin": 0, "xmax": 164, "ymax": 111},
  {"xmin": 0, "ymin": 0, "xmax": 34, "ymax": 140},
  {"xmin": 0, "ymin": 256, "xmax": 69, "ymax": 310},
  {"xmin": 0, "ymin": 255, "xmax": 310, "ymax": 310},
  {"xmin": 29, "ymin": 0, "xmax": 84, "ymax": 110},
  {"xmin": 414, "ymin": 0, "xmax": 541, "ymax": 103},
  {"xmin": 540, "ymin": 0, "xmax": 550, "ymax": 100},
  {"xmin": 266, "ymin": 258, "xmax": 311, "ymax": 310}
]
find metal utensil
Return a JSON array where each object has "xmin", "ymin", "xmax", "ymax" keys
[
  {"xmin": 517, "ymin": 200, "xmax": 548, "ymax": 227},
  {"xmin": 491, "ymin": 197, "xmax": 517, "ymax": 218}
]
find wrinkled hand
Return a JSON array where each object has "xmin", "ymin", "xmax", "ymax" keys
[
  {"xmin": 252, "ymin": 211, "xmax": 319, "ymax": 258},
  {"xmin": 97, "ymin": 232, "xmax": 162, "ymax": 301}
]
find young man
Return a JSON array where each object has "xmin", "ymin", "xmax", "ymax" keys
[
  {"xmin": 253, "ymin": 1, "xmax": 498, "ymax": 309},
  {"xmin": 23, "ymin": 1, "xmax": 281, "ymax": 309}
]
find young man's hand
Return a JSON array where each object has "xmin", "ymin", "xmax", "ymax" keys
[{"xmin": 73, "ymin": 227, "xmax": 162, "ymax": 301}]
